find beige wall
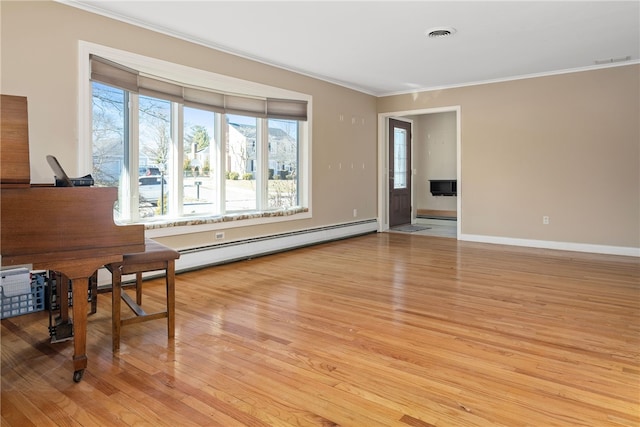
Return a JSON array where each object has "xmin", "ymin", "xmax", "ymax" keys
[
  {"xmin": 379, "ymin": 65, "xmax": 640, "ymax": 249},
  {"xmin": 1, "ymin": 1, "xmax": 378, "ymax": 249}
]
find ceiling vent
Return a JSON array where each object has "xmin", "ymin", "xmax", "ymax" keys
[{"xmin": 426, "ymin": 27, "xmax": 457, "ymax": 38}]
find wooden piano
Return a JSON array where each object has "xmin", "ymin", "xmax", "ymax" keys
[{"xmin": 0, "ymin": 94, "xmax": 144, "ymax": 382}]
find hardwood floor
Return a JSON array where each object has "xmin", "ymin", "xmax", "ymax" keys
[{"xmin": 2, "ymin": 233, "xmax": 639, "ymax": 426}]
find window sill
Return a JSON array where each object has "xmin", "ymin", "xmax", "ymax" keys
[{"xmin": 126, "ymin": 207, "xmax": 310, "ymax": 238}]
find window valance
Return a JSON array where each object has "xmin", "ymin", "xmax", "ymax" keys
[{"xmin": 90, "ymin": 55, "xmax": 307, "ymax": 121}]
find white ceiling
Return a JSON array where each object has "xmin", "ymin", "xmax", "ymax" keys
[{"xmin": 61, "ymin": 1, "xmax": 640, "ymax": 96}]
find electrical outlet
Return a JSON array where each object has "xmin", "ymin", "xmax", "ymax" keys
[
  {"xmin": 353, "ymin": 209, "xmax": 358, "ymax": 218},
  {"xmin": 215, "ymin": 231, "xmax": 225, "ymax": 240},
  {"xmin": 542, "ymin": 216, "xmax": 550, "ymax": 225}
]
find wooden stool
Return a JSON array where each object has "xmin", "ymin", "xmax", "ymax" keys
[{"xmin": 105, "ymin": 239, "xmax": 180, "ymax": 352}]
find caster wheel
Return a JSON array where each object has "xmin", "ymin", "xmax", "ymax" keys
[{"xmin": 73, "ymin": 369, "xmax": 84, "ymax": 383}]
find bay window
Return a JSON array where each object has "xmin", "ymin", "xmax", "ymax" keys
[{"xmin": 88, "ymin": 54, "xmax": 308, "ymax": 225}]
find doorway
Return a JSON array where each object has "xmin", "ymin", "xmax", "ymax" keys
[{"xmin": 377, "ymin": 107, "xmax": 461, "ymax": 237}]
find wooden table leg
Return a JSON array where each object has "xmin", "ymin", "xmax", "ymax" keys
[
  {"xmin": 70, "ymin": 277, "xmax": 89, "ymax": 382},
  {"xmin": 34, "ymin": 255, "xmax": 124, "ymax": 382}
]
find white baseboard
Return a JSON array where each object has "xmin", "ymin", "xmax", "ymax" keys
[{"xmin": 459, "ymin": 233, "xmax": 640, "ymax": 257}]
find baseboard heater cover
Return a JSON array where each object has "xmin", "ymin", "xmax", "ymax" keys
[
  {"xmin": 417, "ymin": 214, "xmax": 457, "ymax": 221},
  {"xmin": 178, "ymin": 219, "xmax": 378, "ymax": 270},
  {"xmin": 96, "ymin": 219, "xmax": 378, "ymax": 286}
]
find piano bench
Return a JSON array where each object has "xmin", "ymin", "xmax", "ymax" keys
[{"xmin": 105, "ymin": 239, "xmax": 180, "ymax": 352}]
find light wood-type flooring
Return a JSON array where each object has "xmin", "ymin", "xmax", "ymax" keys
[{"xmin": 2, "ymin": 233, "xmax": 639, "ymax": 426}]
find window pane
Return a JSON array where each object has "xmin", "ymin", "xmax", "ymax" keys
[
  {"xmin": 226, "ymin": 114, "xmax": 257, "ymax": 211},
  {"xmin": 268, "ymin": 119, "xmax": 298, "ymax": 209},
  {"xmin": 138, "ymin": 95, "xmax": 171, "ymax": 217},
  {"xmin": 394, "ymin": 128, "xmax": 407, "ymax": 189},
  {"xmin": 184, "ymin": 107, "xmax": 217, "ymax": 215},
  {"xmin": 91, "ymin": 82, "xmax": 127, "ymax": 220}
]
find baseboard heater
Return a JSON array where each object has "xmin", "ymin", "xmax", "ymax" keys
[
  {"xmin": 96, "ymin": 219, "xmax": 378, "ymax": 286},
  {"xmin": 417, "ymin": 214, "xmax": 457, "ymax": 221}
]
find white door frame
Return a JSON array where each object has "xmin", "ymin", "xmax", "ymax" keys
[{"xmin": 377, "ymin": 106, "xmax": 461, "ymax": 237}]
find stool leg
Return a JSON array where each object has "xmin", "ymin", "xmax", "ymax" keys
[
  {"xmin": 111, "ymin": 267, "xmax": 122, "ymax": 352},
  {"xmin": 90, "ymin": 271, "xmax": 98, "ymax": 315},
  {"xmin": 136, "ymin": 272, "xmax": 143, "ymax": 306},
  {"xmin": 59, "ymin": 273, "xmax": 70, "ymax": 324},
  {"xmin": 167, "ymin": 261, "xmax": 175, "ymax": 339}
]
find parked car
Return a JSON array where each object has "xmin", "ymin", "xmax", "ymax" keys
[
  {"xmin": 139, "ymin": 166, "xmax": 161, "ymax": 176},
  {"xmin": 138, "ymin": 175, "xmax": 167, "ymax": 205}
]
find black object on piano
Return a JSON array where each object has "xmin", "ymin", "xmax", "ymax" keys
[
  {"xmin": 46, "ymin": 155, "xmax": 94, "ymax": 187},
  {"xmin": 58, "ymin": 174, "xmax": 94, "ymax": 187}
]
